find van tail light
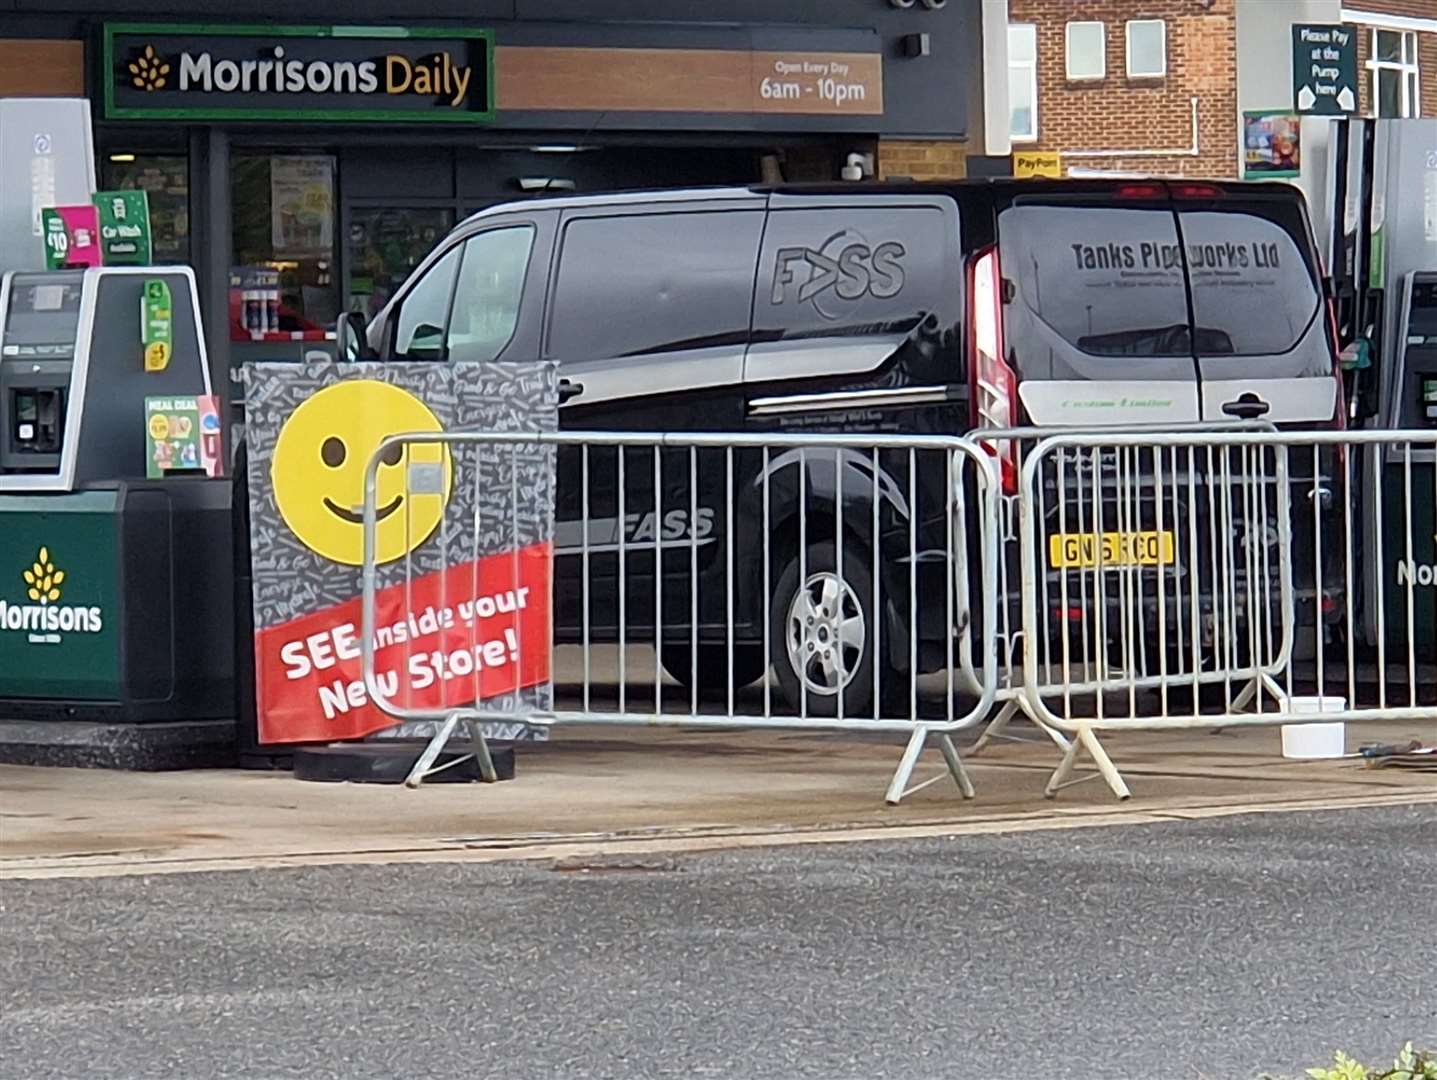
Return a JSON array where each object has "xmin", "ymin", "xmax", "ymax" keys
[
  {"xmin": 1115, "ymin": 183, "xmax": 1164, "ymax": 199},
  {"xmin": 1171, "ymin": 183, "xmax": 1221, "ymax": 199},
  {"xmin": 968, "ymin": 245, "xmax": 1019, "ymax": 494}
]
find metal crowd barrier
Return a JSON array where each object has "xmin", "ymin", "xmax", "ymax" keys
[
  {"xmin": 359, "ymin": 429, "xmax": 1002, "ymax": 803},
  {"xmin": 1009, "ymin": 428, "xmax": 1437, "ymax": 800},
  {"xmin": 964, "ymin": 422, "xmax": 1276, "ymax": 763}
]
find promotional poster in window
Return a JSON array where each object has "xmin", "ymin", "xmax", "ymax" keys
[
  {"xmin": 243, "ymin": 361, "xmax": 558, "ymax": 746},
  {"xmin": 1243, "ymin": 112, "xmax": 1301, "ymax": 179}
]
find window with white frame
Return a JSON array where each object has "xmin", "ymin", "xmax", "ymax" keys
[
  {"xmin": 1126, "ymin": 19, "xmax": 1166, "ymax": 78},
  {"xmin": 1066, "ymin": 21, "xmax": 1106, "ymax": 80},
  {"xmin": 1009, "ymin": 23, "xmax": 1038, "ymax": 140},
  {"xmin": 1368, "ymin": 28, "xmax": 1420, "ymax": 117}
]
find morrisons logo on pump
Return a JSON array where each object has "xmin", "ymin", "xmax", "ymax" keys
[{"xmin": 0, "ymin": 547, "xmax": 103, "ymax": 645}]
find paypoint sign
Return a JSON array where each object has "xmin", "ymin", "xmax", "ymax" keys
[{"xmin": 103, "ymin": 24, "xmax": 494, "ymax": 122}]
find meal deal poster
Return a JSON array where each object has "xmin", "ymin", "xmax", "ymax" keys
[{"xmin": 244, "ymin": 361, "xmax": 557, "ymax": 745}]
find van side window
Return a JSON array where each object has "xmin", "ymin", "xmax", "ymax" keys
[
  {"xmin": 447, "ymin": 226, "xmax": 535, "ymax": 363},
  {"xmin": 392, "ymin": 244, "xmax": 461, "ymax": 361},
  {"xmin": 546, "ymin": 211, "xmax": 763, "ymax": 360}
]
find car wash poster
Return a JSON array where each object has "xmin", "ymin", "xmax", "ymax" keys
[{"xmin": 244, "ymin": 360, "xmax": 557, "ymax": 745}]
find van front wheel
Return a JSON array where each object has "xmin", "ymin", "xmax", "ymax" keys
[{"xmin": 772, "ymin": 541, "xmax": 879, "ymax": 719}]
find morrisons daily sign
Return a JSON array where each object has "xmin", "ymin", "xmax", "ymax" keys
[{"xmin": 103, "ymin": 24, "xmax": 494, "ymax": 122}]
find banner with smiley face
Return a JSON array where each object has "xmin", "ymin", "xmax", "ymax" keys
[{"xmin": 243, "ymin": 360, "xmax": 558, "ymax": 745}]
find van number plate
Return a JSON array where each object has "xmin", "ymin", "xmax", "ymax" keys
[{"xmin": 1049, "ymin": 531, "xmax": 1175, "ymax": 568}]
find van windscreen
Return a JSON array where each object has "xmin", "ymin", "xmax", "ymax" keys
[{"xmin": 998, "ymin": 199, "xmax": 1328, "ymax": 382}]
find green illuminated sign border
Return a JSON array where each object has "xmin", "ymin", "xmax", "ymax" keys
[{"xmin": 102, "ymin": 23, "xmax": 496, "ymax": 123}]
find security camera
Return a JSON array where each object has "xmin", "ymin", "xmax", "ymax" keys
[
  {"xmin": 920, "ymin": 0, "xmax": 947, "ymax": 8},
  {"xmin": 889, "ymin": 0, "xmax": 916, "ymax": 8}
]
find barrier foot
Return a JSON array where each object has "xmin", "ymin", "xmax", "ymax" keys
[
  {"xmin": 1044, "ymin": 736, "xmax": 1082, "ymax": 798},
  {"xmin": 937, "ymin": 733, "xmax": 976, "ymax": 799},
  {"xmin": 404, "ymin": 712, "xmax": 463, "ymax": 789},
  {"xmin": 884, "ymin": 727, "xmax": 929, "ymax": 805},
  {"xmin": 969, "ymin": 701, "xmax": 1017, "ymax": 756},
  {"xmin": 886, "ymin": 727, "xmax": 978, "ymax": 805},
  {"xmin": 466, "ymin": 717, "xmax": 499, "ymax": 783},
  {"xmin": 1080, "ymin": 727, "xmax": 1130, "ymax": 801},
  {"xmin": 1043, "ymin": 725, "xmax": 1131, "ymax": 801},
  {"xmin": 972, "ymin": 699, "xmax": 1072, "ymax": 757}
]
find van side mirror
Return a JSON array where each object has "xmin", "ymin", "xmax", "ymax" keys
[{"xmin": 335, "ymin": 310, "xmax": 375, "ymax": 362}]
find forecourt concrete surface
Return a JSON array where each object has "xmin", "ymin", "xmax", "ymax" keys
[
  {"xmin": 0, "ymin": 804, "xmax": 1433, "ymax": 1080},
  {"xmin": 2, "ymin": 714, "xmax": 1434, "ymax": 880}
]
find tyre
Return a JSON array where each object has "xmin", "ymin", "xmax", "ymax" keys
[
  {"xmin": 660, "ymin": 643, "xmax": 767, "ymax": 697},
  {"xmin": 771, "ymin": 540, "xmax": 884, "ymax": 718}
]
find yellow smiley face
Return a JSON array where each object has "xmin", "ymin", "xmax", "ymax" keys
[{"xmin": 270, "ymin": 380, "xmax": 452, "ymax": 566}]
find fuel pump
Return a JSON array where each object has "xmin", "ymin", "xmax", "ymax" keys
[
  {"xmin": 1327, "ymin": 119, "xmax": 1437, "ymax": 648},
  {"xmin": 0, "ymin": 266, "xmax": 235, "ymax": 741}
]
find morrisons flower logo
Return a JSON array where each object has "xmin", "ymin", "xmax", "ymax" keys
[
  {"xmin": 128, "ymin": 46, "xmax": 170, "ymax": 91},
  {"xmin": 22, "ymin": 547, "xmax": 64, "ymax": 605}
]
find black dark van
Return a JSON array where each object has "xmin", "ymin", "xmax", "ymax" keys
[{"xmin": 351, "ymin": 179, "xmax": 1341, "ymax": 715}]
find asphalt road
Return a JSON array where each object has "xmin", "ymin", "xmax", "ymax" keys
[{"xmin": 2, "ymin": 804, "xmax": 1434, "ymax": 1080}]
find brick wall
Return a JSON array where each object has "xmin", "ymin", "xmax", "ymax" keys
[
  {"xmin": 1007, "ymin": 0, "xmax": 1238, "ymax": 178},
  {"xmin": 877, "ymin": 139, "xmax": 969, "ymax": 180},
  {"xmin": 1348, "ymin": 16, "xmax": 1437, "ymax": 116},
  {"xmin": 1345, "ymin": 0, "xmax": 1437, "ymax": 19}
]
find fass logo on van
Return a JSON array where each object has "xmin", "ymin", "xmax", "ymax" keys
[
  {"xmin": 106, "ymin": 26, "xmax": 493, "ymax": 121},
  {"xmin": 771, "ymin": 229, "xmax": 905, "ymax": 321},
  {"xmin": 0, "ymin": 547, "xmax": 103, "ymax": 646}
]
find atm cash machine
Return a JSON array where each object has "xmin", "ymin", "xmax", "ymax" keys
[
  {"xmin": 1328, "ymin": 119, "xmax": 1437, "ymax": 647},
  {"xmin": 0, "ymin": 266, "xmax": 234, "ymax": 738}
]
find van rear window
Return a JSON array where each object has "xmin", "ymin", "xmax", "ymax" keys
[{"xmin": 998, "ymin": 201, "xmax": 1324, "ymax": 378}]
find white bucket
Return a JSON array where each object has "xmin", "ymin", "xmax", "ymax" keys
[{"xmin": 1280, "ymin": 696, "xmax": 1347, "ymax": 759}]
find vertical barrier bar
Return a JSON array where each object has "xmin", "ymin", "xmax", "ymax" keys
[
  {"xmin": 1404, "ymin": 443, "xmax": 1417, "ymax": 706},
  {"xmin": 1374, "ymin": 445, "xmax": 1387, "ymax": 710},
  {"xmin": 690, "ymin": 446, "xmax": 699, "ymax": 717},
  {"xmin": 1311, "ymin": 444, "xmax": 1325, "ymax": 703},
  {"xmin": 1344, "ymin": 445, "xmax": 1357, "ymax": 711},
  {"xmin": 1055, "ymin": 447, "xmax": 1073, "ymax": 718},
  {"xmin": 726, "ymin": 446, "xmax": 736, "ymax": 719},
  {"xmin": 618, "ymin": 447, "xmax": 627, "ymax": 715},
  {"xmin": 1154, "ymin": 444, "xmax": 1170, "ymax": 718},
  {"xmin": 799, "ymin": 446, "xmax": 808, "ymax": 721},
  {"xmin": 654, "ymin": 445, "xmax": 663, "ymax": 716},
  {"xmin": 945, "ymin": 450, "xmax": 955, "ymax": 726},
  {"xmin": 908, "ymin": 448, "xmax": 918, "ymax": 722},
  {"xmin": 581, "ymin": 444, "xmax": 591, "ymax": 714},
  {"xmin": 763, "ymin": 448, "xmax": 772, "ymax": 721},
  {"xmin": 872, "ymin": 449, "xmax": 881, "ymax": 717},
  {"xmin": 835, "ymin": 446, "xmax": 845, "ymax": 724}
]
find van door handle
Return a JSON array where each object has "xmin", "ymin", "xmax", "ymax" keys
[
  {"xmin": 1221, "ymin": 392, "xmax": 1271, "ymax": 420},
  {"xmin": 558, "ymin": 379, "xmax": 584, "ymax": 404}
]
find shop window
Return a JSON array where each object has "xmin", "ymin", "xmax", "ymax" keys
[
  {"xmin": 100, "ymin": 153, "xmax": 189, "ymax": 264},
  {"xmin": 1369, "ymin": 28, "xmax": 1420, "ymax": 117},
  {"xmin": 1065, "ymin": 21, "xmax": 1106, "ymax": 81},
  {"xmin": 230, "ymin": 153, "xmax": 338, "ymax": 343},
  {"xmin": 347, "ymin": 206, "xmax": 456, "ymax": 321},
  {"xmin": 392, "ymin": 244, "xmax": 461, "ymax": 361},
  {"xmin": 1125, "ymin": 20, "xmax": 1166, "ymax": 79},
  {"xmin": 446, "ymin": 227, "xmax": 534, "ymax": 364},
  {"xmin": 1008, "ymin": 24, "xmax": 1038, "ymax": 141}
]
